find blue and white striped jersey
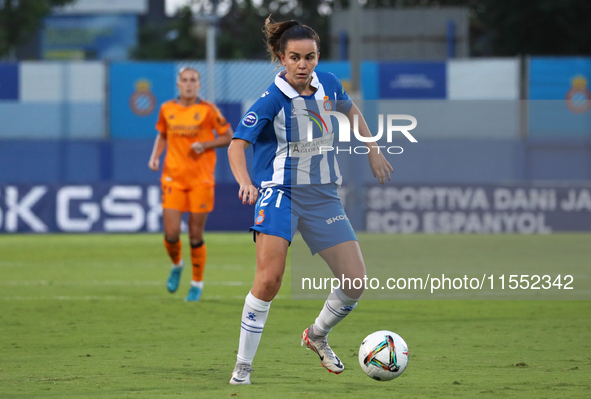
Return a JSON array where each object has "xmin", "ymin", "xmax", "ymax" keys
[{"xmin": 234, "ymin": 70, "xmax": 353, "ymax": 188}]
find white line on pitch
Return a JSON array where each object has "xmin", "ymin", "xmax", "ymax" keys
[
  {"xmin": 0, "ymin": 280, "xmax": 249, "ymax": 286},
  {"xmin": 1, "ymin": 294, "xmax": 282, "ymax": 301}
]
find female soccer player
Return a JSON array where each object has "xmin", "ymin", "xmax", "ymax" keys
[
  {"xmin": 227, "ymin": 18, "xmax": 393, "ymax": 384},
  {"xmin": 148, "ymin": 67, "xmax": 233, "ymax": 302}
]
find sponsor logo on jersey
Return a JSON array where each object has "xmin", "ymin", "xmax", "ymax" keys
[
  {"xmin": 242, "ymin": 111, "xmax": 258, "ymax": 127},
  {"xmin": 289, "ymin": 133, "xmax": 334, "ymax": 157}
]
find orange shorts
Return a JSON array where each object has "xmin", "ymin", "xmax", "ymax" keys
[{"xmin": 161, "ymin": 184, "xmax": 214, "ymax": 213}]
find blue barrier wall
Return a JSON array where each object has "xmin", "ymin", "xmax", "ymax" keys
[
  {"xmin": 378, "ymin": 61, "xmax": 447, "ymax": 99},
  {"xmin": 0, "ymin": 62, "xmax": 106, "ymax": 139},
  {"xmin": 0, "ymin": 183, "xmax": 252, "ymax": 233},
  {"xmin": 1, "ymin": 58, "xmax": 590, "ymax": 233},
  {"xmin": 110, "ymin": 62, "xmax": 176, "ymax": 139},
  {"xmin": 5, "ymin": 138, "xmax": 588, "ymax": 186},
  {"xmin": 0, "ymin": 140, "xmax": 255, "ymax": 187},
  {"xmin": 527, "ymin": 57, "xmax": 591, "ymax": 181},
  {"xmin": 0, "ymin": 63, "xmax": 18, "ymax": 100},
  {"xmin": 529, "ymin": 58, "xmax": 591, "ymax": 139}
]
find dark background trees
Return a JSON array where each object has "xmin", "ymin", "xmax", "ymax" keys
[
  {"xmin": 133, "ymin": 0, "xmax": 332, "ymax": 60},
  {"xmin": 0, "ymin": 0, "xmax": 76, "ymax": 59},
  {"xmin": 5, "ymin": 0, "xmax": 591, "ymax": 60}
]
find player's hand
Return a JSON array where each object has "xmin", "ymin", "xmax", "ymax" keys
[
  {"xmin": 368, "ymin": 149, "xmax": 394, "ymax": 185},
  {"xmin": 239, "ymin": 184, "xmax": 258, "ymax": 205},
  {"xmin": 148, "ymin": 158, "xmax": 160, "ymax": 171},
  {"xmin": 191, "ymin": 142, "xmax": 206, "ymax": 155}
]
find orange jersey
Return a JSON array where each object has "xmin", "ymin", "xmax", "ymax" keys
[{"xmin": 156, "ymin": 99, "xmax": 230, "ymax": 189}]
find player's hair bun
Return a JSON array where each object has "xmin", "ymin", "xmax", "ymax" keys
[{"xmin": 264, "ymin": 16, "xmax": 319, "ymax": 64}]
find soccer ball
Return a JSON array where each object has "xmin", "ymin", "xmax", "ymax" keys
[{"xmin": 358, "ymin": 330, "xmax": 409, "ymax": 381}]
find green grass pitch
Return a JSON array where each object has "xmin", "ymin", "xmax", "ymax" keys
[{"xmin": 1, "ymin": 233, "xmax": 590, "ymax": 398}]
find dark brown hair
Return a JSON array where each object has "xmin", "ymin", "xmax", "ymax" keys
[{"xmin": 264, "ymin": 16, "xmax": 320, "ymax": 64}]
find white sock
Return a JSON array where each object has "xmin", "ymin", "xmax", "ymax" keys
[
  {"xmin": 191, "ymin": 280, "xmax": 203, "ymax": 289},
  {"xmin": 236, "ymin": 291, "xmax": 271, "ymax": 365},
  {"xmin": 313, "ymin": 288, "xmax": 358, "ymax": 336}
]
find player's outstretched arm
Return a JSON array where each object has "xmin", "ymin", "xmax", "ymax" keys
[
  {"xmin": 345, "ymin": 103, "xmax": 394, "ymax": 185},
  {"xmin": 228, "ymin": 138, "xmax": 258, "ymax": 205},
  {"xmin": 148, "ymin": 133, "xmax": 167, "ymax": 171}
]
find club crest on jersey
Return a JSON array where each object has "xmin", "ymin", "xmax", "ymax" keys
[
  {"xmin": 242, "ymin": 111, "xmax": 258, "ymax": 127},
  {"xmin": 194, "ymin": 113, "xmax": 201, "ymax": 121},
  {"xmin": 323, "ymin": 95, "xmax": 333, "ymax": 111},
  {"xmin": 255, "ymin": 210, "xmax": 265, "ymax": 225}
]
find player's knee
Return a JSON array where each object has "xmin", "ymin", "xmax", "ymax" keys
[
  {"xmin": 259, "ymin": 272, "xmax": 283, "ymax": 293},
  {"xmin": 264, "ymin": 273, "xmax": 283, "ymax": 289},
  {"xmin": 164, "ymin": 234, "xmax": 180, "ymax": 243},
  {"xmin": 252, "ymin": 275, "xmax": 282, "ymax": 302},
  {"xmin": 189, "ymin": 231, "xmax": 203, "ymax": 244}
]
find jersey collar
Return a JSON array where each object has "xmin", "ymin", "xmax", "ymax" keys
[
  {"xmin": 175, "ymin": 97, "xmax": 201, "ymax": 105},
  {"xmin": 275, "ymin": 70, "xmax": 320, "ymax": 99}
]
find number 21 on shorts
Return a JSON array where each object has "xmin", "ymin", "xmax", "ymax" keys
[{"xmin": 258, "ymin": 188, "xmax": 285, "ymax": 208}]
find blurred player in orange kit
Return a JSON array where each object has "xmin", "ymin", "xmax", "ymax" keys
[{"xmin": 148, "ymin": 67, "xmax": 233, "ymax": 302}]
